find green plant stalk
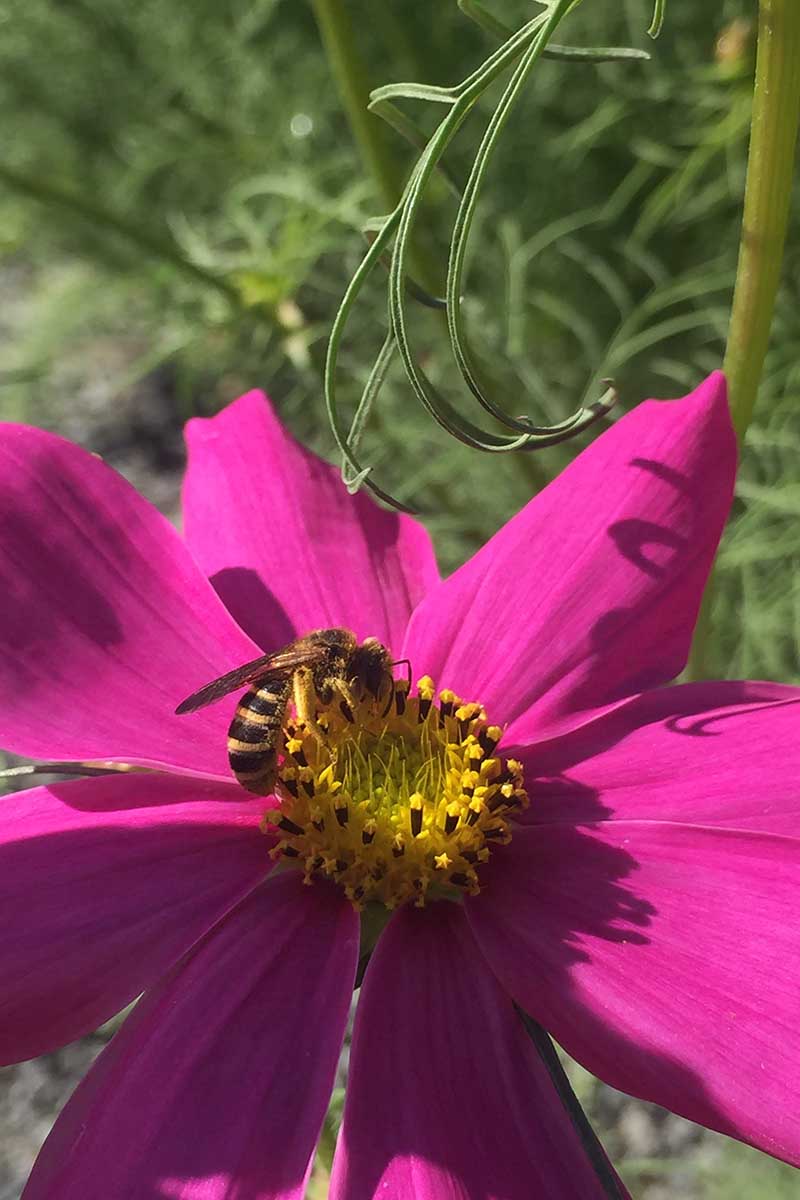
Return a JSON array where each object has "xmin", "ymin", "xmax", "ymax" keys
[
  {"xmin": 309, "ymin": 0, "xmax": 404, "ymax": 214},
  {"xmin": 687, "ymin": 0, "xmax": 800, "ymax": 681},
  {"xmin": 724, "ymin": 1, "xmax": 800, "ymax": 442},
  {"xmin": 516, "ymin": 1008, "xmax": 626, "ymax": 1200},
  {"xmin": 309, "ymin": 0, "xmax": 443, "ymax": 329}
]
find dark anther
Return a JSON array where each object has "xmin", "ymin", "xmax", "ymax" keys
[
  {"xmin": 444, "ymin": 811, "xmax": 459, "ymax": 835},
  {"xmin": 352, "ymin": 885, "xmax": 365, "ymax": 901},
  {"xmin": 292, "ymin": 748, "xmax": 308, "ymax": 767},
  {"xmin": 336, "ymin": 859, "xmax": 349, "ymax": 873},
  {"xmin": 466, "ymin": 807, "xmax": 480, "ymax": 826},
  {"xmin": 302, "ymin": 779, "xmax": 316, "ymax": 798},
  {"xmin": 487, "ymin": 792, "xmax": 508, "ymax": 812},
  {"xmin": 418, "ymin": 696, "xmax": 432, "ymax": 722},
  {"xmin": 450, "ymin": 872, "xmax": 470, "ymax": 887},
  {"xmin": 278, "ymin": 816, "xmax": 304, "ymax": 836},
  {"xmin": 392, "ymin": 841, "xmax": 405, "ymax": 858},
  {"xmin": 483, "ymin": 825, "xmax": 506, "ymax": 841},
  {"xmin": 335, "ymin": 803, "xmax": 349, "ymax": 828},
  {"xmin": 458, "ymin": 718, "xmax": 471, "ymax": 740},
  {"xmin": 362, "ymin": 827, "xmax": 376, "ymax": 844},
  {"xmin": 312, "ymin": 817, "xmax": 325, "ymax": 831},
  {"xmin": 461, "ymin": 850, "xmax": 478, "ymax": 863},
  {"xmin": 395, "ymin": 689, "xmax": 407, "ymax": 716},
  {"xmin": 491, "ymin": 792, "xmax": 522, "ymax": 811},
  {"xmin": 479, "ymin": 730, "xmax": 499, "ymax": 755},
  {"xmin": 438, "ymin": 700, "xmax": 454, "ymax": 727},
  {"xmin": 410, "ymin": 806, "xmax": 423, "ymax": 837},
  {"xmin": 340, "ymin": 700, "xmax": 354, "ymax": 723},
  {"xmin": 282, "ymin": 845, "xmax": 301, "ymax": 858},
  {"xmin": 282, "ymin": 778, "xmax": 299, "ymax": 797}
]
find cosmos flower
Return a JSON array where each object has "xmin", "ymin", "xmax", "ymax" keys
[{"xmin": 1, "ymin": 372, "xmax": 799, "ymax": 1199}]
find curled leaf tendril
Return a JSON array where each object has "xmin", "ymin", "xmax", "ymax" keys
[{"xmin": 325, "ymin": 1, "xmax": 648, "ymax": 508}]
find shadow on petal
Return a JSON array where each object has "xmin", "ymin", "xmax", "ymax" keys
[
  {"xmin": 1, "ymin": 776, "xmax": 269, "ymax": 1063},
  {"xmin": 467, "ymin": 767, "xmax": 800, "ymax": 1168},
  {"xmin": 0, "ymin": 493, "xmax": 124, "ymax": 667},
  {"xmin": 607, "ymin": 517, "xmax": 687, "ymax": 579},
  {"xmin": 473, "ymin": 782, "xmax": 657, "ymax": 968},
  {"xmin": 210, "ymin": 566, "xmax": 297, "ymax": 652}
]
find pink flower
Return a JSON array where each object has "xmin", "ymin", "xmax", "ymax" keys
[{"xmin": 2, "ymin": 372, "xmax": 799, "ymax": 1199}]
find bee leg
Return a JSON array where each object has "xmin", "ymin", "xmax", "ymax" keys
[
  {"xmin": 379, "ymin": 670, "xmax": 396, "ymax": 718},
  {"xmin": 293, "ymin": 667, "xmax": 328, "ymax": 745},
  {"xmin": 328, "ymin": 676, "xmax": 361, "ymax": 723}
]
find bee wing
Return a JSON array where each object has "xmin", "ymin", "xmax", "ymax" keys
[{"xmin": 175, "ymin": 643, "xmax": 326, "ymax": 715}]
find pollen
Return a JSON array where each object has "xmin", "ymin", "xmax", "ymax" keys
[{"xmin": 262, "ymin": 674, "xmax": 528, "ymax": 910}]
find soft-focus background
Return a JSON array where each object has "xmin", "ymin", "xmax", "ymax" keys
[{"xmin": 1, "ymin": 0, "xmax": 798, "ymax": 1196}]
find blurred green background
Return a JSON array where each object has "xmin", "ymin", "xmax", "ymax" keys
[{"xmin": 0, "ymin": 0, "xmax": 798, "ymax": 1196}]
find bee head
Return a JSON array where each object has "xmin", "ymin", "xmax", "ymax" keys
[{"xmin": 351, "ymin": 636, "xmax": 393, "ymax": 699}]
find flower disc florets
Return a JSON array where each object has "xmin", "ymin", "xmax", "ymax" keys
[{"xmin": 263, "ymin": 675, "xmax": 527, "ymax": 910}]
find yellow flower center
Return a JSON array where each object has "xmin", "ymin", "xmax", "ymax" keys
[{"xmin": 263, "ymin": 674, "xmax": 527, "ymax": 910}]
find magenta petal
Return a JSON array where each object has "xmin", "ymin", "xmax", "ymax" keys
[
  {"xmin": 467, "ymin": 820, "xmax": 800, "ymax": 1165},
  {"xmin": 23, "ymin": 872, "xmax": 358, "ymax": 1200},
  {"xmin": 520, "ymin": 680, "xmax": 800, "ymax": 833},
  {"xmin": 403, "ymin": 373, "xmax": 735, "ymax": 738},
  {"xmin": 182, "ymin": 391, "xmax": 439, "ymax": 653},
  {"xmin": 0, "ymin": 424, "xmax": 262, "ymax": 776},
  {"xmin": 1, "ymin": 773, "xmax": 269, "ymax": 1064},
  {"xmin": 330, "ymin": 902, "xmax": 626, "ymax": 1200}
]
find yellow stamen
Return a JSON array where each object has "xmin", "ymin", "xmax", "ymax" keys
[{"xmin": 265, "ymin": 675, "xmax": 528, "ymax": 910}]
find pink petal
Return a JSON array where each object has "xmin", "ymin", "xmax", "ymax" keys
[
  {"xmin": 1, "ymin": 772, "xmax": 269, "ymax": 1064},
  {"xmin": 0, "ymin": 425, "xmax": 262, "ymax": 777},
  {"xmin": 182, "ymin": 390, "xmax": 439, "ymax": 654},
  {"xmin": 520, "ymin": 681, "xmax": 800, "ymax": 834},
  {"xmin": 330, "ymin": 902, "xmax": 626, "ymax": 1200},
  {"xmin": 23, "ymin": 872, "xmax": 358, "ymax": 1200},
  {"xmin": 403, "ymin": 373, "xmax": 735, "ymax": 739},
  {"xmin": 467, "ymin": 820, "xmax": 800, "ymax": 1164}
]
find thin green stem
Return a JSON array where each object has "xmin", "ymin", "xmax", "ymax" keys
[
  {"xmin": 723, "ymin": 0, "xmax": 800, "ymax": 443},
  {"xmin": 310, "ymin": 0, "xmax": 444, "ymax": 303},
  {"xmin": 309, "ymin": 0, "xmax": 403, "ymax": 214},
  {"xmin": 516, "ymin": 1008, "xmax": 626, "ymax": 1200},
  {"xmin": 687, "ymin": 0, "xmax": 800, "ymax": 681}
]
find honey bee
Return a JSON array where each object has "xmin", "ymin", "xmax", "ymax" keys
[{"xmin": 176, "ymin": 628, "xmax": 394, "ymax": 794}]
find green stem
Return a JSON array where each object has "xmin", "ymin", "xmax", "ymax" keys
[
  {"xmin": 724, "ymin": 0, "xmax": 800, "ymax": 442},
  {"xmin": 687, "ymin": 0, "xmax": 800, "ymax": 681},
  {"xmin": 310, "ymin": 0, "xmax": 443, "ymax": 315},
  {"xmin": 516, "ymin": 1008, "xmax": 626, "ymax": 1200},
  {"xmin": 309, "ymin": 0, "xmax": 403, "ymax": 214}
]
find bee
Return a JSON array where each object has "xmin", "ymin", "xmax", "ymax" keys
[{"xmin": 175, "ymin": 628, "xmax": 394, "ymax": 795}]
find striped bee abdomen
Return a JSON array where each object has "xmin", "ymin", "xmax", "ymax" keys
[{"xmin": 226, "ymin": 677, "xmax": 292, "ymax": 794}]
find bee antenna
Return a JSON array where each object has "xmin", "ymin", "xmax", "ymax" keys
[{"xmin": 391, "ymin": 658, "xmax": 412, "ymax": 688}]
